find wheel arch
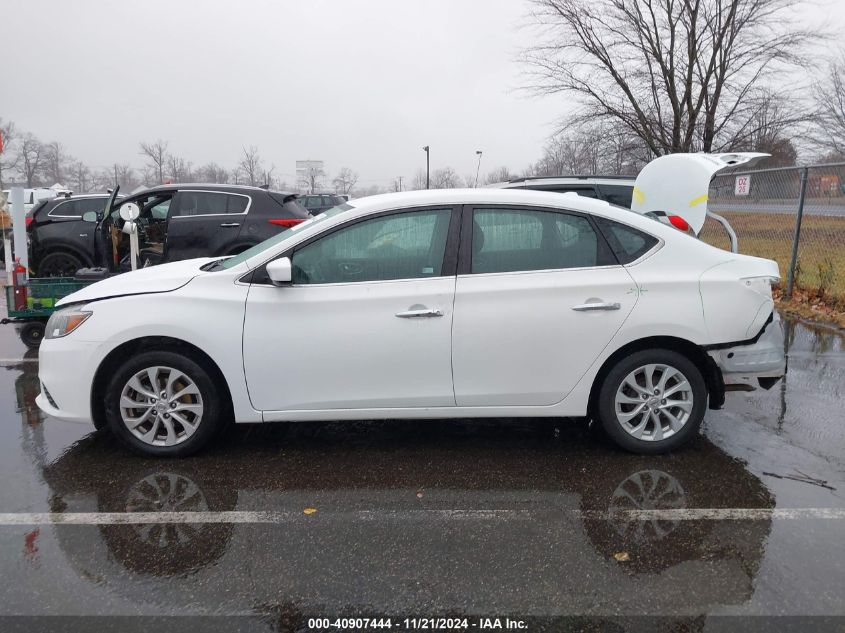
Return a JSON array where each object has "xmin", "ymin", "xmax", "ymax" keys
[
  {"xmin": 90, "ymin": 336, "xmax": 234, "ymax": 431},
  {"xmin": 34, "ymin": 243, "xmax": 94, "ymax": 273},
  {"xmin": 587, "ymin": 336, "xmax": 724, "ymax": 419}
]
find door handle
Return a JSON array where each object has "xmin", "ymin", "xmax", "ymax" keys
[
  {"xmin": 395, "ymin": 308, "xmax": 444, "ymax": 318},
  {"xmin": 571, "ymin": 302, "xmax": 621, "ymax": 312},
  {"xmin": 219, "ymin": 222, "xmax": 240, "ymax": 228}
]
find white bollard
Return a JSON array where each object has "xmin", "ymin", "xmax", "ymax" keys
[{"xmin": 10, "ymin": 187, "xmax": 27, "ymax": 276}]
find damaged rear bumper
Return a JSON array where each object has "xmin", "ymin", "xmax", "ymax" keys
[{"xmin": 706, "ymin": 312, "xmax": 786, "ymax": 392}]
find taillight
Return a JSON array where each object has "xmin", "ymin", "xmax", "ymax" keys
[
  {"xmin": 25, "ymin": 217, "xmax": 34, "ymax": 229},
  {"xmin": 268, "ymin": 218, "xmax": 305, "ymax": 228},
  {"xmin": 667, "ymin": 215, "xmax": 690, "ymax": 232}
]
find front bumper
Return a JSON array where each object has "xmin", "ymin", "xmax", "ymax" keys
[
  {"xmin": 707, "ymin": 312, "xmax": 786, "ymax": 390},
  {"xmin": 37, "ymin": 337, "xmax": 102, "ymax": 424}
]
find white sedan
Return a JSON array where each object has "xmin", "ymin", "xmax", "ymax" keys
[{"xmin": 37, "ymin": 187, "xmax": 786, "ymax": 456}]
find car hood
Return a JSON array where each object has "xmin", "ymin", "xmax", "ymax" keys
[
  {"xmin": 56, "ymin": 258, "xmax": 215, "ymax": 306},
  {"xmin": 631, "ymin": 152, "xmax": 769, "ymax": 234}
]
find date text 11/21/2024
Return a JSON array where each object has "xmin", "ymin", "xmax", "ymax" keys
[{"xmin": 306, "ymin": 617, "xmax": 528, "ymax": 630}]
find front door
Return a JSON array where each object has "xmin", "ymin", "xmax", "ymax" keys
[
  {"xmin": 243, "ymin": 206, "xmax": 459, "ymax": 412},
  {"xmin": 452, "ymin": 205, "xmax": 638, "ymax": 406},
  {"xmin": 165, "ymin": 190, "xmax": 250, "ymax": 261}
]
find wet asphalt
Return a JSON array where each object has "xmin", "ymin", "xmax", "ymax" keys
[{"xmin": 0, "ymin": 312, "xmax": 843, "ymax": 631}]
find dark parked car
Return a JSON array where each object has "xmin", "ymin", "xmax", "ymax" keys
[
  {"xmin": 296, "ymin": 193, "xmax": 346, "ymax": 215},
  {"xmin": 28, "ymin": 184, "xmax": 310, "ymax": 274},
  {"xmin": 27, "ymin": 193, "xmax": 120, "ymax": 276}
]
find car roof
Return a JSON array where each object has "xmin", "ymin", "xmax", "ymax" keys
[
  {"xmin": 489, "ymin": 176, "xmax": 635, "ymax": 188},
  {"xmin": 341, "ymin": 188, "xmax": 640, "ymax": 222},
  {"xmin": 144, "ymin": 183, "xmax": 295, "ymax": 195}
]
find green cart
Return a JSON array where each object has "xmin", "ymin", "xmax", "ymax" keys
[{"xmin": 2, "ymin": 277, "xmax": 94, "ymax": 348}]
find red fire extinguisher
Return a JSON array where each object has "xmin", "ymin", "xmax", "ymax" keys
[{"xmin": 13, "ymin": 257, "xmax": 27, "ymax": 311}]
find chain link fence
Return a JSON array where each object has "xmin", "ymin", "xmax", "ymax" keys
[{"xmin": 699, "ymin": 163, "xmax": 845, "ymax": 311}]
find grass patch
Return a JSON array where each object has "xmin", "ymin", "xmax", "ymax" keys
[{"xmin": 699, "ymin": 212, "xmax": 845, "ymax": 314}]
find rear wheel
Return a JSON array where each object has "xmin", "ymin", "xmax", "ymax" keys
[
  {"xmin": 104, "ymin": 351, "xmax": 225, "ymax": 457},
  {"xmin": 596, "ymin": 349, "xmax": 706, "ymax": 454},
  {"xmin": 38, "ymin": 251, "xmax": 85, "ymax": 277}
]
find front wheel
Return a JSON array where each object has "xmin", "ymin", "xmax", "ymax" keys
[
  {"xmin": 104, "ymin": 351, "xmax": 225, "ymax": 457},
  {"xmin": 596, "ymin": 349, "xmax": 707, "ymax": 454}
]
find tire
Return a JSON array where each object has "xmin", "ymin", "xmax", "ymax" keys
[
  {"xmin": 19, "ymin": 321, "xmax": 46, "ymax": 349},
  {"xmin": 104, "ymin": 350, "xmax": 225, "ymax": 457},
  {"xmin": 596, "ymin": 349, "xmax": 707, "ymax": 454},
  {"xmin": 37, "ymin": 251, "xmax": 85, "ymax": 277}
]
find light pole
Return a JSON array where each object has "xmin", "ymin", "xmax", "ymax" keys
[
  {"xmin": 474, "ymin": 150, "xmax": 483, "ymax": 187},
  {"xmin": 423, "ymin": 145, "xmax": 430, "ymax": 189}
]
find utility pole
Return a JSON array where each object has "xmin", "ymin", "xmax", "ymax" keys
[
  {"xmin": 423, "ymin": 146, "xmax": 430, "ymax": 189},
  {"xmin": 396, "ymin": 176, "xmax": 403, "ymax": 192},
  {"xmin": 474, "ymin": 150, "xmax": 483, "ymax": 187}
]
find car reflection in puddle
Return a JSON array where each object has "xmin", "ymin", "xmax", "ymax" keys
[{"xmin": 37, "ymin": 419, "xmax": 774, "ymax": 616}]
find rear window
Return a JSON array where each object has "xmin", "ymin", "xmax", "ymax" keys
[
  {"xmin": 269, "ymin": 192, "xmax": 311, "ymax": 218},
  {"xmin": 594, "ymin": 217, "xmax": 659, "ymax": 264}
]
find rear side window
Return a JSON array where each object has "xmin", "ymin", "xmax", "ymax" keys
[
  {"xmin": 594, "ymin": 217, "xmax": 658, "ymax": 264},
  {"xmin": 471, "ymin": 208, "xmax": 607, "ymax": 274},
  {"xmin": 171, "ymin": 192, "xmax": 249, "ymax": 216},
  {"xmin": 50, "ymin": 197, "xmax": 109, "ymax": 218}
]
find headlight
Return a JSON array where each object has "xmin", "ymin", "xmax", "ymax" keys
[{"xmin": 45, "ymin": 307, "xmax": 92, "ymax": 339}]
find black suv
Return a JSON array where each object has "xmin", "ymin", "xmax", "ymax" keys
[
  {"xmin": 296, "ymin": 193, "xmax": 346, "ymax": 215},
  {"xmin": 27, "ymin": 193, "xmax": 119, "ymax": 276},
  {"xmin": 28, "ymin": 184, "xmax": 310, "ymax": 275}
]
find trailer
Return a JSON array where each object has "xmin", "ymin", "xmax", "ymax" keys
[{"xmin": 2, "ymin": 276, "xmax": 93, "ymax": 348}]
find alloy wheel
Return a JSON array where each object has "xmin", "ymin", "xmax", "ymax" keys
[
  {"xmin": 613, "ymin": 363, "xmax": 693, "ymax": 442},
  {"xmin": 119, "ymin": 366, "xmax": 204, "ymax": 447}
]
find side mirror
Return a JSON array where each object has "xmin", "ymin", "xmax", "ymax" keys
[
  {"xmin": 266, "ymin": 257, "xmax": 292, "ymax": 285},
  {"xmin": 119, "ymin": 202, "xmax": 141, "ymax": 222},
  {"xmin": 82, "ymin": 211, "xmax": 98, "ymax": 223}
]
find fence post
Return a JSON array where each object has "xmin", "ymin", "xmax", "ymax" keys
[{"xmin": 785, "ymin": 167, "xmax": 809, "ymax": 299}]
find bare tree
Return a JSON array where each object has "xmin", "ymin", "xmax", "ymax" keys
[
  {"xmin": 812, "ymin": 56, "xmax": 845, "ymax": 159},
  {"xmin": 431, "ymin": 167, "xmax": 460, "ymax": 189},
  {"xmin": 113, "ymin": 163, "xmax": 137, "ymax": 190},
  {"xmin": 140, "ymin": 139, "xmax": 169, "ymax": 184},
  {"xmin": 195, "ymin": 162, "xmax": 228, "ymax": 183},
  {"xmin": 332, "ymin": 167, "xmax": 359, "ymax": 195},
  {"xmin": 238, "ymin": 146, "xmax": 264, "ymax": 186},
  {"xmin": 262, "ymin": 164, "xmax": 276, "ymax": 189},
  {"xmin": 42, "ymin": 141, "xmax": 70, "ymax": 185},
  {"xmin": 729, "ymin": 92, "xmax": 798, "ymax": 166},
  {"xmin": 483, "ymin": 166, "xmax": 516, "ymax": 185},
  {"xmin": 166, "ymin": 154, "xmax": 192, "ymax": 182},
  {"xmin": 17, "ymin": 133, "xmax": 45, "ymax": 187},
  {"xmin": 0, "ymin": 118, "xmax": 18, "ymax": 189},
  {"xmin": 411, "ymin": 169, "xmax": 428, "ymax": 190},
  {"xmin": 71, "ymin": 161, "xmax": 91, "ymax": 193},
  {"xmin": 522, "ymin": 0, "xmax": 819, "ymax": 155},
  {"xmin": 298, "ymin": 164, "xmax": 327, "ymax": 193}
]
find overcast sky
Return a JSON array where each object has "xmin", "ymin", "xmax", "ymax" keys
[
  {"xmin": 3, "ymin": 0, "xmax": 842, "ymax": 188},
  {"xmin": 4, "ymin": 0, "xmax": 567, "ymax": 187}
]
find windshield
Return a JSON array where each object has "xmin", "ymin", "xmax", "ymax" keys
[{"xmin": 220, "ymin": 203, "xmax": 354, "ymax": 270}]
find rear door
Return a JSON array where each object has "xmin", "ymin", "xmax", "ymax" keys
[
  {"xmin": 452, "ymin": 205, "xmax": 637, "ymax": 406},
  {"xmin": 164, "ymin": 190, "xmax": 250, "ymax": 261}
]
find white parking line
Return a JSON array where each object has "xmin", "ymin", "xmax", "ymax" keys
[
  {"xmin": 0, "ymin": 507, "xmax": 843, "ymax": 525},
  {"xmin": 0, "ymin": 358, "xmax": 37, "ymax": 363}
]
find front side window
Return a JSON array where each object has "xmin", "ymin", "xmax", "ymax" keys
[
  {"xmin": 292, "ymin": 208, "xmax": 451, "ymax": 284},
  {"xmin": 471, "ymin": 208, "xmax": 603, "ymax": 274},
  {"xmin": 172, "ymin": 192, "xmax": 248, "ymax": 217}
]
